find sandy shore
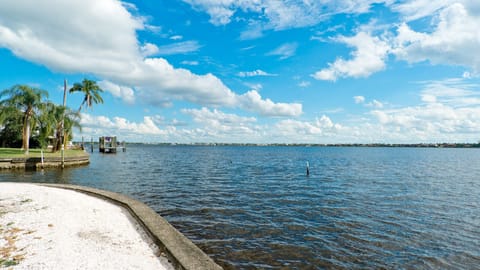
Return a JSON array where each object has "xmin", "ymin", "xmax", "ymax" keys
[{"xmin": 0, "ymin": 183, "xmax": 173, "ymax": 269}]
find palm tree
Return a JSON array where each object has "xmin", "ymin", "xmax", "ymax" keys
[
  {"xmin": 0, "ymin": 107, "xmax": 24, "ymax": 148},
  {"xmin": 38, "ymin": 103, "xmax": 81, "ymax": 152},
  {"xmin": 63, "ymin": 109, "xmax": 81, "ymax": 150},
  {"xmin": 69, "ymin": 79, "xmax": 104, "ymax": 111},
  {"xmin": 0, "ymin": 85, "xmax": 48, "ymax": 154}
]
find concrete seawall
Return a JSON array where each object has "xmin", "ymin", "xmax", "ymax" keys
[
  {"xmin": 40, "ymin": 184, "xmax": 223, "ymax": 270},
  {"xmin": 0, "ymin": 156, "xmax": 89, "ymax": 170}
]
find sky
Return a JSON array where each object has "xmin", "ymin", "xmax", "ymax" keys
[{"xmin": 1, "ymin": 0, "xmax": 480, "ymax": 144}]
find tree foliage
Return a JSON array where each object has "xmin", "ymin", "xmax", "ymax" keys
[
  {"xmin": 38, "ymin": 102, "xmax": 81, "ymax": 152},
  {"xmin": 0, "ymin": 82, "xmax": 87, "ymax": 153},
  {"xmin": 0, "ymin": 85, "xmax": 48, "ymax": 154},
  {"xmin": 69, "ymin": 78, "xmax": 104, "ymax": 111}
]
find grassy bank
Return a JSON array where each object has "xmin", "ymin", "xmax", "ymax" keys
[{"xmin": 0, "ymin": 148, "xmax": 88, "ymax": 159}]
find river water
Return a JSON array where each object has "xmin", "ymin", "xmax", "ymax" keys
[{"xmin": 1, "ymin": 145, "xmax": 480, "ymax": 269}]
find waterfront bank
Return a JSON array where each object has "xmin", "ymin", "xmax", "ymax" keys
[
  {"xmin": 0, "ymin": 148, "xmax": 89, "ymax": 170},
  {"xmin": 0, "ymin": 183, "xmax": 222, "ymax": 270}
]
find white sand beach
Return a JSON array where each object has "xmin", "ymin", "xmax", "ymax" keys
[{"xmin": 0, "ymin": 183, "xmax": 173, "ymax": 270}]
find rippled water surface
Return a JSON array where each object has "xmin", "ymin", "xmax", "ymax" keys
[{"xmin": 2, "ymin": 145, "xmax": 480, "ymax": 269}]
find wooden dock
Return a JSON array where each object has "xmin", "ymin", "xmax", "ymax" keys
[{"xmin": 98, "ymin": 136, "xmax": 126, "ymax": 153}]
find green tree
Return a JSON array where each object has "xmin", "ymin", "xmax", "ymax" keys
[
  {"xmin": 69, "ymin": 79, "xmax": 104, "ymax": 111},
  {"xmin": 0, "ymin": 107, "xmax": 23, "ymax": 148},
  {"xmin": 38, "ymin": 102, "xmax": 81, "ymax": 152},
  {"xmin": 63, "ymin": 108, "xmax": 82, "ymax": 150},
  {"xmin": 0, "ymin": 85, "xmax": 48, "ymax": 154}
]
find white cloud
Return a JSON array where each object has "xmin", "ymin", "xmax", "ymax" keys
[
  {"xmin": 76, "ymin": 77, "xmax": 480, "ymax": 143},
  {"xmin": 393, "ymin": 3, "xmax": 480, "ymax": 71},
  {"xmin": 0, "ymin": 0, "xmax": 301, "ymax": 117},
  {"xmin": 131, "ymin": 58, "xmax": 238, "ymax": 107},
  {"xmin": 267, "ymin": 43, "xmax": 298, "ymax": 60},
  {"xmin": 366, "ymin": 99, "xmax": 384, "ymax": 108},
  {"xmin": 354, "ymin": 96, "xmax": 384, "ymax": 108},
  {"xmin": 463, "ymin": 71, "xmax": 472, "ymax": 79},
  {"xmin": 156, "ymin": 41, "xmax": 201, "ymax": 55},
  {"xmin": 391, "ymin": 0, "xmax": 453, "ymax": 21},
  {"xmin": 365, "ymin": 79, "xmax": 480, "ymax": 142},
  {"xmin": 0, "ymin": 0, "xmax": 143, "ymax": 74},
  {"xmin": 419, "ymin": 79, "xmax": 480, "ymax": 106},
  {"xmin": 183, "ymin": 0, "xmax": 392, "ymax": 32},
  {"xmin": 183, "ymin": 107, "xmax": 256, "ymax": 125},
  {"xmin": 313, "ymin": 32, "xmax": 390, "ymax": 81},
  {"xmin": 181, "ymin": 107, "xmax": 260, "ymax": 140},
  {"xmin": 170, "ymin": 35, "xmax": 183, "ymax": 40},
  {"xmin": 80, "ymin": 113, "xmax": 167, "ymax": 138},
  {"xmin": 140, "ymin": 43, "xmax": 159, "ymax": 57},
  {"xmin": 240, "ymin": 23, "xmax": 264, "ymax": 40},
  {"xmin": 238, "ymin": 69, "xmax": 276, "ymax": 77},
  {"xmin": 244, "ymin": 83, "xmax": 263, "ymax": 91},
  {"xmin": 238, "ymin": 90, "xmax": 302, "ymax": 117},
  {"xmin": 97, "ymin": 80, "xmax": 135, "ymax": 104},
  {"xmin": 181, "ymin": 60, "xmax": 199, "ymax": 66},
  {"xmin": 274, "ymin": 115, "xmax": 343, "ymax": 140},
  {"xmin": 354, "ymin": 96, "xmax": 366, "ymax": 104},
  {"xmin": 298, "ymin": 81, "xmax": 310, "ymax": 88},
  {"xmin": 421, "ymin": 94, "xmax": 437, "ymax": 103}
]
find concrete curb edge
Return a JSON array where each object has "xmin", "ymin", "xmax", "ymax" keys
[{"xmin": 39, "ymin": 183, "xmax": 223, "ymax": 270}]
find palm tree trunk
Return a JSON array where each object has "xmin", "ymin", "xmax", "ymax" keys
[
  {"xmin": 78, "ymin": 98, "xmax": 87, "ymax": 112},
  {"xmin": 24, "ymin": 116, "xmax": 30, "ymax": 155},
  {"xmin": 64, "ymin": 131, "xmax": 68, "ymax": 151}
]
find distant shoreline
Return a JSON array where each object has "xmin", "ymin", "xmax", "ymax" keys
[{"xmin": 83, "ymin": 142, "xmax": 480, "ymax": 148}]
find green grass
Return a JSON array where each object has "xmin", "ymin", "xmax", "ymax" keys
[
  {"xmin": 0, "ymin": 148, "xmax": 88, "ymax": 159},
  {"xmin": 0, "ymin": 259, "xmax": 18, "ymax": 267}
]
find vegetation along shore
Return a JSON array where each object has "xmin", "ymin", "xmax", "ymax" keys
[{"xmin": 0, "ymin": 79, "xmax": 104, "ymax": 168}]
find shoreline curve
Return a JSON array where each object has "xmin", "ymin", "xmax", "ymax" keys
[
  {"xmin": 0, "ymin": 156, "xmax": 90, "ymax": 170},
  {"xmin": 40, "ymin": 183, "xmax": 223, "ymax": 270}
]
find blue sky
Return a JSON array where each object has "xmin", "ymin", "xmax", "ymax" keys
[{"xmin": 1, "ymin": 0, "xmax": 480, "ymax": 143}]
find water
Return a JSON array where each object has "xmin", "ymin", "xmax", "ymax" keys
[{"xmin": 1, "ymin": 145, "xmax": 480, "ymax": 269}]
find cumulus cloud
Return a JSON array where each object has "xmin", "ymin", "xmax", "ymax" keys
[
  {"xmin": 354, "ymin": 96, "xmax": 384, "ymax": 108},
  {"xmin": 0, "ymin": 0, "xmax": 301, "ymax": 117},
  {"xmin": 181, "ymin": 107, "xmax": 260, "ymax": 140},
  {"xmin": 131, "ymin": 58, "xmax": 238, "ymax": 107},
  {"xmin": 98, "ymin": 80, "xmax": 135, "ymax": 104},
  {"xmin": 274, "ymin": 115, "xmax": 343, "ymax": 140},
  {"xmin": 310, "ymin": 2, "xmax": 480, "ymax": 80},
  {"xmin": 80, "ymin": 113, "xmax": 167, "ymax": 138},
  {"xmin": 238, "ymin": 90, "xmax": 302, "ymax": 117},
  {"xmin": 312, "ymin": 32, "xmax": 390, "ymax": 81},
  {"xmin": 367, "ymin": 79, "xmax": 480, "ymax": 141},
  {"xmin": 237, "ymin": 69, "xmax": 276, "ymax": 77},
  {"xmin": 183, "ymin": 107, "xmax": 256, "ymax": 125},
  {"xmin": 140, "ymin": 43, "xmax": 159, "ymax": 57},
  {"xmin": 393, "ymin": 3, "xmax": 480, "ymax": 72},
  {"xmin": 0, "ymin": 0, "xmax": 143, "ymax": 74}
]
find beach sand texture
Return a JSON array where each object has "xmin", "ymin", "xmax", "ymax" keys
[{"xmin": 0, "ymin": 183, "xmax": 173, "ymax": 270}]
